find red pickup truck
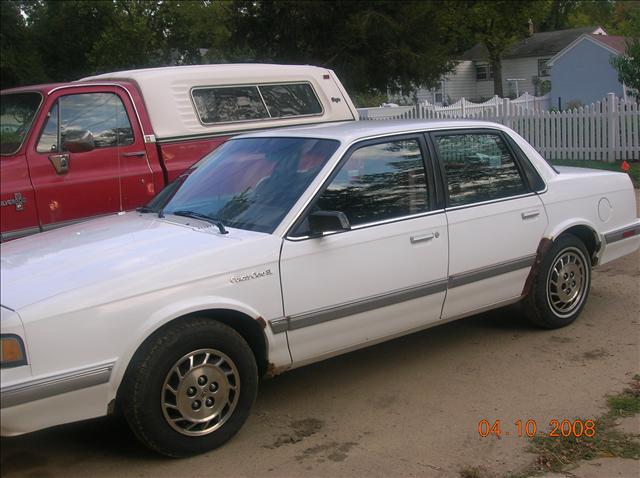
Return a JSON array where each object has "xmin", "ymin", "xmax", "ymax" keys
[{"xmin": 0, "ymin": 64, "xmax": 358, "ymax": 241}]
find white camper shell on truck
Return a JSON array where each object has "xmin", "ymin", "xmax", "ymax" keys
[{"xmin": 81, "ymin": 64, "xmax": 359, "ymax": 142}]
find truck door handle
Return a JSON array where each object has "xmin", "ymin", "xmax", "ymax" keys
[
  {"xmin": 521, "ymin": 210, "xmax": 540, "ymax": 220},
  {"xmin": 48, "ymin": 154, "xmax": 69, "ymax": 175},
  {"xmin": 121, "ymin": 151, "xmax": 146, "ymax": 157},
  {"xmin": 410, "ymin": 233, "xmax": 437, "ymax": 244}
]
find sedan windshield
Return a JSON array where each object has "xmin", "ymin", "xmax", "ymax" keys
[
  {"xmin": 146, "ymin": 137, "xmax": 340, "ymax": 233},
  {"xmin": 1, "ymin": 92, "xmax": 43, "ymax": 155}
]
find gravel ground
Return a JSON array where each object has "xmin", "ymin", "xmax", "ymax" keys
[{"xmin": 1, "ymin": 194, "xmax": 639, "ymax": 478}]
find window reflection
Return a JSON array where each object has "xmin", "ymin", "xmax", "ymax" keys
[
  {"xmin": 435, "ymin": 133, "xmax": 527, "ymax": 206},
  {"xmin": 315, "ymin": 139, "xmax": 430, "ymax": 227}
]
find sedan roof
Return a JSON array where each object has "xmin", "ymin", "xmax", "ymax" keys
[{"xmin": 239, "ymin": 119, "xmax": 508, "ymax": 144}]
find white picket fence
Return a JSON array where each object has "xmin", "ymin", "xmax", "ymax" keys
[
  {"xmin": 359, "ymin": 92, "xmax": 550, "ymax": 120},
  {"xmin": 359, "ymin": 93, "xmax": 639, "ymax": 162}
]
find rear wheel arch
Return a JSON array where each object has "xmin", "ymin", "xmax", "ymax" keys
[{"xmin": 555, "ymin": 224, "xmax": 601, "ymax": 265}]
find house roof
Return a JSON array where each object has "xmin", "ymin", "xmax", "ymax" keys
[
  {"xmin": 588, "ymin": 34, "xmax": 628, "ymax": 54},
  {"xmin": 547, "ymin": 33, "xmax": 628, "ymax": 66},
  {"xmin": 462, "ymin": 26, "xmax": 600, "ymax": 61}
]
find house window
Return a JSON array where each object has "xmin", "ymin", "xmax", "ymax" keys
[
  {"xmin": 475, "ymin": 64, "xmax": 494, "ymax": 81},
  {"xmin": 538, "ymin": 58, "xmax": 551, "ymax": 77}
]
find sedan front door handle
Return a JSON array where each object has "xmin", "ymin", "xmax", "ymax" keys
[{"xmin": 410, "ymin": 233, "xmax": 438, "ymax": 244}]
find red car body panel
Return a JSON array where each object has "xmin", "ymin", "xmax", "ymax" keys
[{"xmin": 1, "ymin": 82, "xmax": 231, "ymax": 240}]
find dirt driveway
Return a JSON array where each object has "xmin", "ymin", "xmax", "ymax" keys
[{"xmin": 1, "ymin": 200, "xmax": 639, "ymax": 478}]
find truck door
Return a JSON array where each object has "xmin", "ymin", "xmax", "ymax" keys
[
  {"xmin": 115, "ymin": 91, "xmax": 156, "ymax": 210},
  {"xmin": 1, "ymin": 91, "xmax": 42, "ymax": 240},
  {"xmin": 26, "ymin": 87, "xmax": 125, "ymax": 228}
]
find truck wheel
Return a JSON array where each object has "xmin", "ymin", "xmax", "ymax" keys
[
  {"xmin": 524, "ymin": 234, "xmax": 591, "ymax": 329},
  {"xmin": 122, "ymin": 319, "xmax": 258, "ymax": 457}
]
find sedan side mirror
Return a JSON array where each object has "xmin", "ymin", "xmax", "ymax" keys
[
  {"xmin": 62, "ymin": 129, "xmax": 95, "ymax": 153},
  {"xmin": 308, "ymin": 210, "xmax": 351, "ymax": 236}
]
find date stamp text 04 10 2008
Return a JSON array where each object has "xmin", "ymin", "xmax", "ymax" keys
[{"xmin": 478, "ymin": 419, "xmax": 596, "ymax": 438}]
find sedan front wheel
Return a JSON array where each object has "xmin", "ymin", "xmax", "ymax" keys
[{"xmin": 121, "ymin": 319, "xmax": 258, "ymax": 457}]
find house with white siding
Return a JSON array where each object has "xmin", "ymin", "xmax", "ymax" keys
[
  {"xmin": 408, "ymin": 26, "xmax": 606, "ymax": 105},
  {"xmin": 548, "ymin": 33, "xmax": 630, "ymax": 108}
]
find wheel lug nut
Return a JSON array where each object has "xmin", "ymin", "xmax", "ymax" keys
[
  {"xmin": 192, "ymin": 400, "xmax": 201, "ymax": 410},
  {"xmin": 197, "ymin": 375, "xmax": 207, "ymax": 386},
  {"xmin": 205, "ymin": 397, "xmax": 214, "ymax": 407},
  {"xmin": 209, "ymin": 382, "xmax": 218, "ymax": 392},
  {"xmin": 186, "ymin": 386, "xmax": 197, "ymax": 397}
]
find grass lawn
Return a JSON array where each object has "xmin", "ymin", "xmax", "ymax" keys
[{"xmin": 549, "ymin": 159, "xmax": 640, "ymax": 188}]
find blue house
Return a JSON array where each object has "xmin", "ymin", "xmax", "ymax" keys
[{"xmin": 548, "ymin": 33, "xmax": 629, "ymax": 109}]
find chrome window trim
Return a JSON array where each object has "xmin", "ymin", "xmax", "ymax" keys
[
  {"xmin": 270, "ymin": 255, "xmax": 536, "ymax": 333},
  {"xmin": 36, "ymin": 91, "xmax": 138, "ymax": 153},
  {"xmin": 46, "ymin": 83, "xmax": 148, "ymax": 139},
  {"xmin": 604, "ymin": 223, "xmax": 640, "ymax": 244},
  {"xmin": 189, "ymin": 81, "xmax": 325, "ymax": 127},
  {"xmin": 0, "ymin": 91, "xmax": 44, "ymax": 156},
  {"xmin": 282, "ymin": 132, "xmax": 434, "ymax": 239},
  {"xmin": 279, "ymin": 125, "xmax": 540, "ymax": 239},
  {"xmin": 443, "ymin": 192, "xmax": 537, "ymax": 212},
  {"xmin": 285, "ymin": 208, "xmax": 446, "ymax": 242},
  {"xmin": 429, "ymin": 129, "xmax": 538, "ymax": 209},
  {"xmin": 0, "ymin": 361, "xmax": 115, "ymax": 409}
]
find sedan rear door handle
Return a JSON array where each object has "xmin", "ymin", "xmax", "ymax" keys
[{"xmin": 521, "ymin": 210, "xmax": 540, "ymax": 220}]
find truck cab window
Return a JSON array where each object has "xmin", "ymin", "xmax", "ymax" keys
[{"xmin": 36, "ymin": 93, "xmax": 134, "ymax": 153}]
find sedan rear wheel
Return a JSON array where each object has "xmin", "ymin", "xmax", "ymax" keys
[{"xmin": 524, "ymin": 233, "xmax": 591, "ymax": 329}]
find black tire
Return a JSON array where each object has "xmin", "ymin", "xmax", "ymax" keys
[
  {"xmin": 121, "ymin": 319, "xmax": 258, "ymax": 457},
  {"xmin": 524, "ymin": 233, "xmax": 591, "ymax": 329}
]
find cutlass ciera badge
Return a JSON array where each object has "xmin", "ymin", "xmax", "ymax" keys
[
  {"xmin": 0, "ymin": 193, "xmax": 26, "ymax": 211},
  {"xmin": 230, "ymin": 269, "xmax": 273, "ymax": 284}
]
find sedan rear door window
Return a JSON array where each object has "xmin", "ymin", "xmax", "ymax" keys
[{"xmin": 434, "ymin": 132, "xmax": 528, "ymax": 207}]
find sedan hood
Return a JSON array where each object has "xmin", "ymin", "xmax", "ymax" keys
[{"xmin": 0, "ymin": 212, "xmax": 274, "ymax": 311}]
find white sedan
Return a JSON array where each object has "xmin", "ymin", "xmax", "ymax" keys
[{"xmin": 1, "ymin": 120, "xmax": 639, "ymax": 456}]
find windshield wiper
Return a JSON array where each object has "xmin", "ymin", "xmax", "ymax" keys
[{"xmin": 170, "ymin": 210, "xmax": 228, "ymax": 235}]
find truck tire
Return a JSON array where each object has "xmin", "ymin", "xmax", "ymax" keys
[
  {"xmin": 121, "ymin": 319, "xmax": 258, "ymax": 457},
  {"xmin": 524, "ymin": 233, "xmax": 591, "ymax": 329}
]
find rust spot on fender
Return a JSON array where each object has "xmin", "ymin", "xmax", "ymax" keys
[
  {"xmin": 266, "ymin": 361, "xmax": 288, "ymax": 378},
  {"xmin": 522, "ymin": 237, "xmax": 553, "ymax": 298},
  {"xmin": 256, "ymin": 316, "xmax": 267, "ymax": 329}
]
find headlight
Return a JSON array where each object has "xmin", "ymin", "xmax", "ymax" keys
[{"xmin": 1, "ymin": 334, "xmax": 27, "ymax": 368}]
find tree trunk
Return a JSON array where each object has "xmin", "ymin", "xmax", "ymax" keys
[{"xmin": 491, "ymin": 55, "xmax": 503, "ymax": 97}]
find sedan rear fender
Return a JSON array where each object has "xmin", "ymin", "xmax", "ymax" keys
[{"xmin": 544, "ymin": 219, "xmax": 602, "ymax": 262}]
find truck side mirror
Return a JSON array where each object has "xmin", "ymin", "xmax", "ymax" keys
[
  {"xmin": 62, "ymin": 129, "xmax": 95, "ymax": 153},
  {"xmin": 308, "ymin": 210, "xmax": 351, "ymax": 237}
]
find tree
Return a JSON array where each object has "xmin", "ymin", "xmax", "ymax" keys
[
  {"xmin": 612, "ymin": 38, "xmax": 640, "ymax": 99},
  {"xmin": 451, "ymin": 0, "xmax": 548, "ymax": 97},
  {"xmin": 226, "ymin": 1, "xmax": 467, "ymax": 95},
  {"xmin": 538, "ymin": 0, "xmax": 580, "ymax": 31},
  {"xmin": 0, "ymin": 1, "xmax": 47, "ymax": 88},
  {"xmin": 23, "ymin": 0, "xmax": 117, "ymax": 81}
]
